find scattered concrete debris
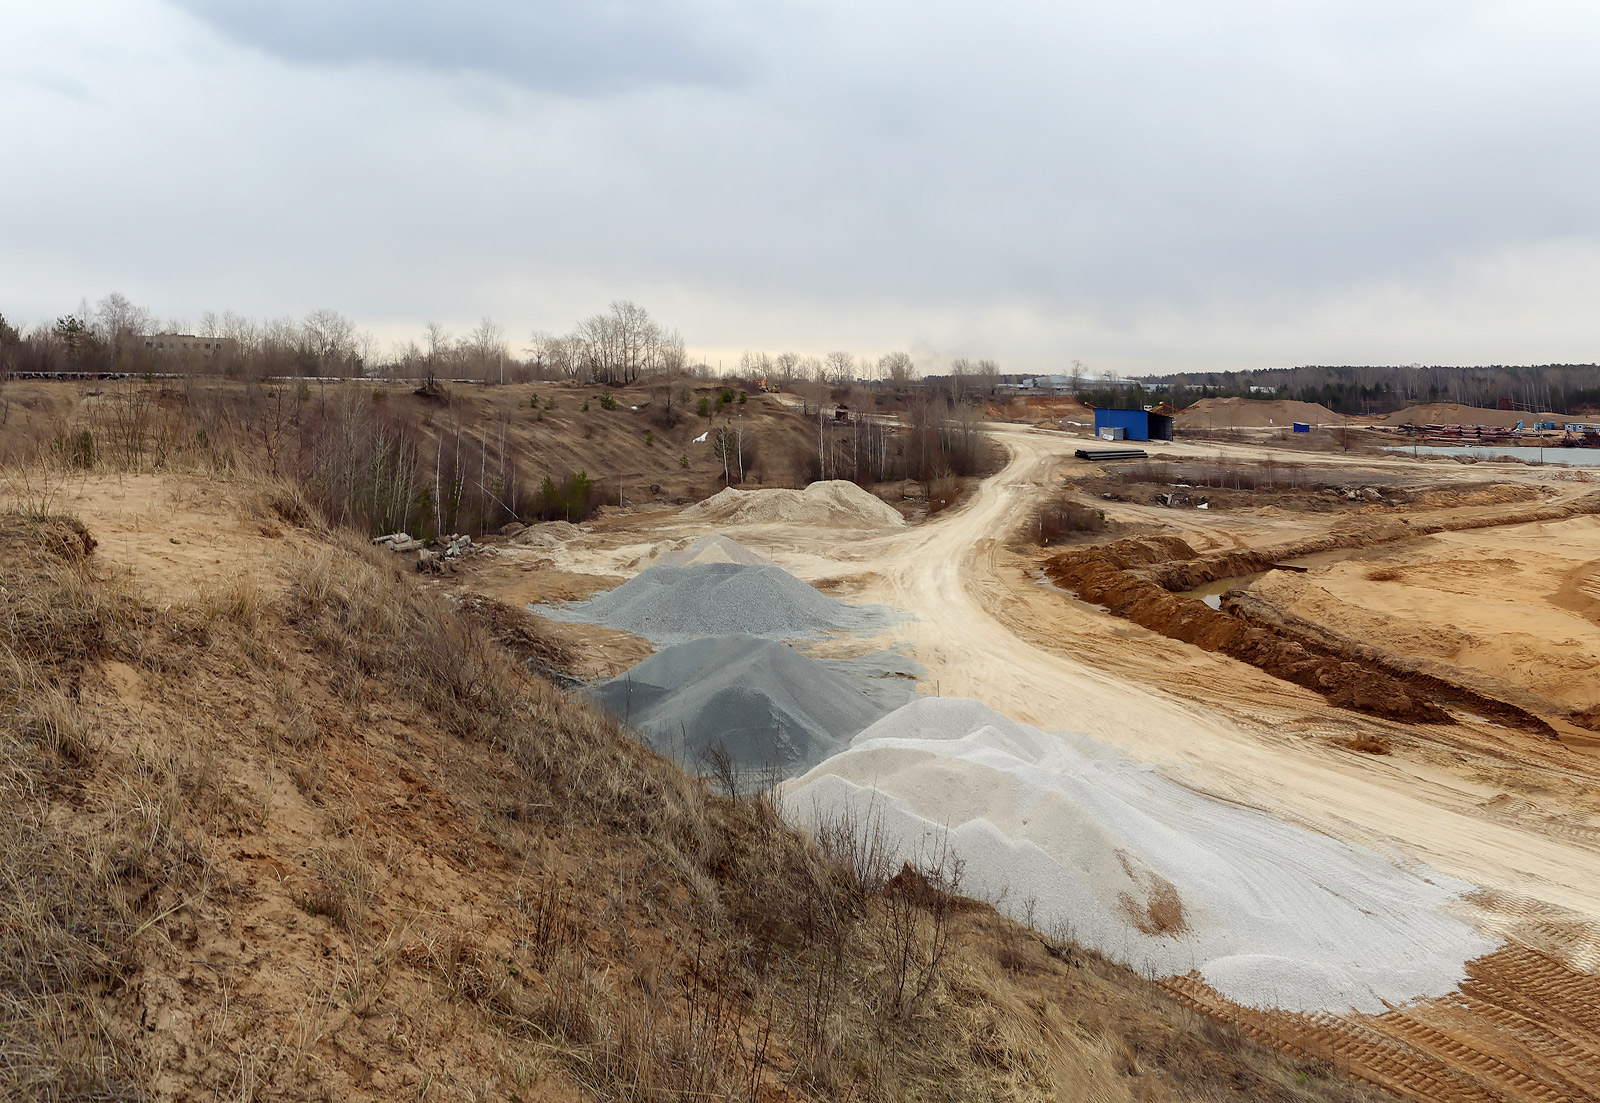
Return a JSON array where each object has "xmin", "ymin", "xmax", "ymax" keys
[
  {"xmin": 1150, "ymin": 491, "xmax": 1211, "ymax": 508},
  {"xmin": 373, "ymin": 531, "xmax": 476, "ymax": 573},
  {"xmin": 1330, "ymin": 485, "xmax": 1386, "ymax": 501},
  {"xmin": 372, "ymin": 532, "xmax": 424, "ymax": 552}
]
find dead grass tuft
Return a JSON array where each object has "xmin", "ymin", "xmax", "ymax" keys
[{"xmin": 0, "ymin": 512, "xmax": 172, "ymax": 1099}]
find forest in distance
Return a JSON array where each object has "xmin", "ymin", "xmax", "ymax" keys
[
  {"xmin": 1094, "ymin": 362, "xmax": 1600, "ymax": 417},
  {"xmin": 8, "ymin": 293, "xmax": 1600, "ymax": 420}
]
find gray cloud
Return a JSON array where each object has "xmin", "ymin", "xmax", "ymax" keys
[
  {"xmin": 166, "ymin": 0, "xmax": 767, "ymax": 94},
  {"xmin": 6, "ymin": 0, "xmax": 1600, "ymax": 373}
]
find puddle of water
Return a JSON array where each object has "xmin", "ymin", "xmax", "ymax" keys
[
  {"xmin": 1185, "ymin": 573, "xmax": 1269, "ymax": 602},
  {"xmin": 1182, "ymin": 543, "xmax": 1420, "ymax": 607}
]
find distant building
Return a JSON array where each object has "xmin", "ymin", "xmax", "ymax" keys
[
  {"xmin": 127, "ymin": 333, "xmax": 238, "ymax": 359},
  {"xmin": 1093, "ymin": 407, "xmax": 1174, "ymax": 442}
]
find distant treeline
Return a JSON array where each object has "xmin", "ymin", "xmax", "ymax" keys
[
  {"xmin": 0, "ymin": 296, "xmax": 696, "ymax": 388},
  {"xmin": 1126, "ymin": 364, "xmax": 1600, "ymax": 416}
]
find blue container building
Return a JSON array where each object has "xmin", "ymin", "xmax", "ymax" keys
[{"xmin": 1093, "ymin": 407, "xmax": 1174, "ymax": 442}]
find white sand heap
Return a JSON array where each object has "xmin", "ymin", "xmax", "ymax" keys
[
  {"xmin": 656, "ymin": 534, "xmax": 774, "ymax": 567},
  {"xmin": 785, "ymin": 698, "xmax": 1497, "ymax": 1014},
  {"xmin": 587, "ymin": 634, "xmax": 890, "ymax": 779},
  {"xmin": 682, "ymin": 481, "xmax": 906, "ymax": 528},
  {"xmin": 537, "ymin": 561, "xmax": 898, "ymax": 646},
  {"xmin": 509, "ymin": 520, "xmax": 584, "ymax": 549}
]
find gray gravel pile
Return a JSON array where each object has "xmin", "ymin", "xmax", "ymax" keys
[
  {"xmin": 657, "ymin": 535, "xmax": 773, "ymax": 567},
  {"xmin": 538, "ymin": 561, "xmax": 896, "ymax": 645},
  {"xmin": 589, "ymin": 634, "xmax": 891, "ymax": 779}
]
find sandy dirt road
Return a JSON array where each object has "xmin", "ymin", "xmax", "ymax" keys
[{"xmin": 772, "ymin": 427, "xmax": 1600, "ymax": 948}]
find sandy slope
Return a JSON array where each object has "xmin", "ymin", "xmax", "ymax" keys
[
  {"xmin": 1371, "ymin": 403, "xmax": 1590, "ymax": 428},
  {"xmin": 1177, "ymin": 397, "xmax": 1347, "ymax": 428},
  {"xmin": 1249, "ymin": 518, "xmax": 1600, "ymax": 715},
  {"xmin": 746, "ymin": 428, "xmax": 1600, "ymax": 940}
]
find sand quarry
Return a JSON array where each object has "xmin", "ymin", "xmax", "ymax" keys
[{"xmin": 475, "ymin": 452, "xmax": 1600, "ymax": 1102}]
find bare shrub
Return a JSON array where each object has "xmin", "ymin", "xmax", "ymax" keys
[{"xmin": 1032, "ymin": 492, "xmax": 1108, "ymax": 545}]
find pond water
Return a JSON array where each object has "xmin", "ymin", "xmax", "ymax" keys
[{"xmin": 1182, "ymin": 544, "xmax": 1418, "ymax": 609}]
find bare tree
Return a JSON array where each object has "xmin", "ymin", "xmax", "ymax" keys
[
  {"xmin": 579, "ymin": 300, "xmax": 661, "ymax": 385},
  {"xmin": 773, "ymin": 351, "xmax": 802, "ymax": 388},
  {"xmin": 825, "ymin": 349, "xmax": 856, "ymax": 386},
  {"xmin": 94, "ymin": 292, "xmax": 154, "ymax": 353},
  {"xmin": 302, "ymin": 308, "xmax": 359, "ymax": 375},
  {"xmin": 976, "ymin": 358, "xmax": 1000, "ymax": 398},
  {"xmin": 949, "ymin": 357, "xmax": 973, "ymax": 402},
  {"xmin": 812, "ymin": 357, "xmax": 831, "ymax": 480},
  {"xmin": 423, "ymin": 322, "xmax": 453, "ymax": 386},
  {"xmin": 468, "ymin": 316, "xmax": 507, "ymax": 384},
  {"xmin": 879, "ymin": 351, "xmax": 916, "ymax": 387}
]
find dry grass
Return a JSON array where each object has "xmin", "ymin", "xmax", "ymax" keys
[
  {"xmin": 1032, "ymin": 490, "xmax": 1110, "ymax": 545},
  {"xmin": 0, "ymin": 514, "xmax": 158, "ymax": 1100}
]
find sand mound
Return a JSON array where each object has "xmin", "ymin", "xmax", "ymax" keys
[
  {"xmin": 786, "ymin": 698, "xmax": 1497, "ymax": 1014},
  {"xmin": 537, "ymin": 561, "xmax": 898, "ymax": 645},
  {"xmin": 588, "ymin": 634, "xmax": 890, "ymax": 779},
  {"xmin": 509, "ymin": 520, "xmax": 584, "ymax": 548},
  {"xmin": 657, "ymin": 534, "xmax": 773, "ymax": 567},
  {"xmin": 682, "ymin": 481, "xmax": 906, "ymax": 528},
  {"xmin": 1372, "ymin": 403, "xmax": 1580, "ymax": 428},
  {"xmin": 1176, "ymin": 398, "xmax": 1345, "ymax": 428}
]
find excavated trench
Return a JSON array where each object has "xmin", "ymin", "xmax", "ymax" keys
[{"xmin": 1044, "ymin": 492, "xmax": 1600, "ymax": 732}]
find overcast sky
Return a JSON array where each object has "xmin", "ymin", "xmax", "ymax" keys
[{"xmin": 5, "ymin": 1, "xmax": 1600, "ymax": 375}]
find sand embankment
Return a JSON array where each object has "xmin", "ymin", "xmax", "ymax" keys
[{"xmin": 1176, "ymin": 398, "xmax": 1345, "ymax": 428}]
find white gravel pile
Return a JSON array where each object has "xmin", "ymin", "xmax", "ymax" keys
[
  {"xmin": 587, "ymin": 634, "xmax": 891, "ymax": 779},
  {"xmin": 657, "ymin": 535, "xmax": 773, "ymax": 567},
  {"xmin": 682, "ymin": 481, "xmax": 906, "ymax": 529},
  {"xmin": 785, "ymin": 697, "xmax": 1498, "ymax": 1014},
  {"xmin": 537, "ymin": 561, "xmax": 897, "ymax": 645}
]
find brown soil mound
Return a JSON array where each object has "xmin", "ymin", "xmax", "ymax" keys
[
  {"xmin": 1047, "ymin": 537, "xmax": 1448, "ymax": 722},
  {"xmin": 1162, "ymin": 944, "xmax": 1600, "ymax": 1103},
  {"xmin": 1044, "ymin": 496, "xmax": 1600, "ymax": 730},
  {"xmin": 1410, "ymin": 484, "xmax": 1542, "ymax": 508},
  {"xmin": 1143, "ymin": 492, "xmax": 1600, "ymax": 594},
  {"xmin": 1571, "ymin": 705, "xmax": 1600, "ymax": 732},
  {"xmin": 1176, "ymin": 397, "xmax": 1346, "ymax": 428},
  {"xmin": 0, "ymin": 512, "xmax": 96, "ymax": 565},
  {"xmin": 1371, "ymin": 403, "xmax": 1584, "ymax": 428}
]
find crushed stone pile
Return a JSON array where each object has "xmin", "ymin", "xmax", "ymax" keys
[
  {"xmin": 657, "ymin": 534, "xmax": 773, "ymax": 567},
  {"xmin": 682, "ymin": 481, "xmax": 906, "ymax": 528},
  {"xmin": 537, "ymin": 561, "xmax": 897, "ymax": 645},
  {"xmin": 588, "ymin": 634, "xmax": 891, "ymax": 779},
  {"xmin": 785, "ymin": 697, "xmax": 1497, "ymax": 1014}
]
